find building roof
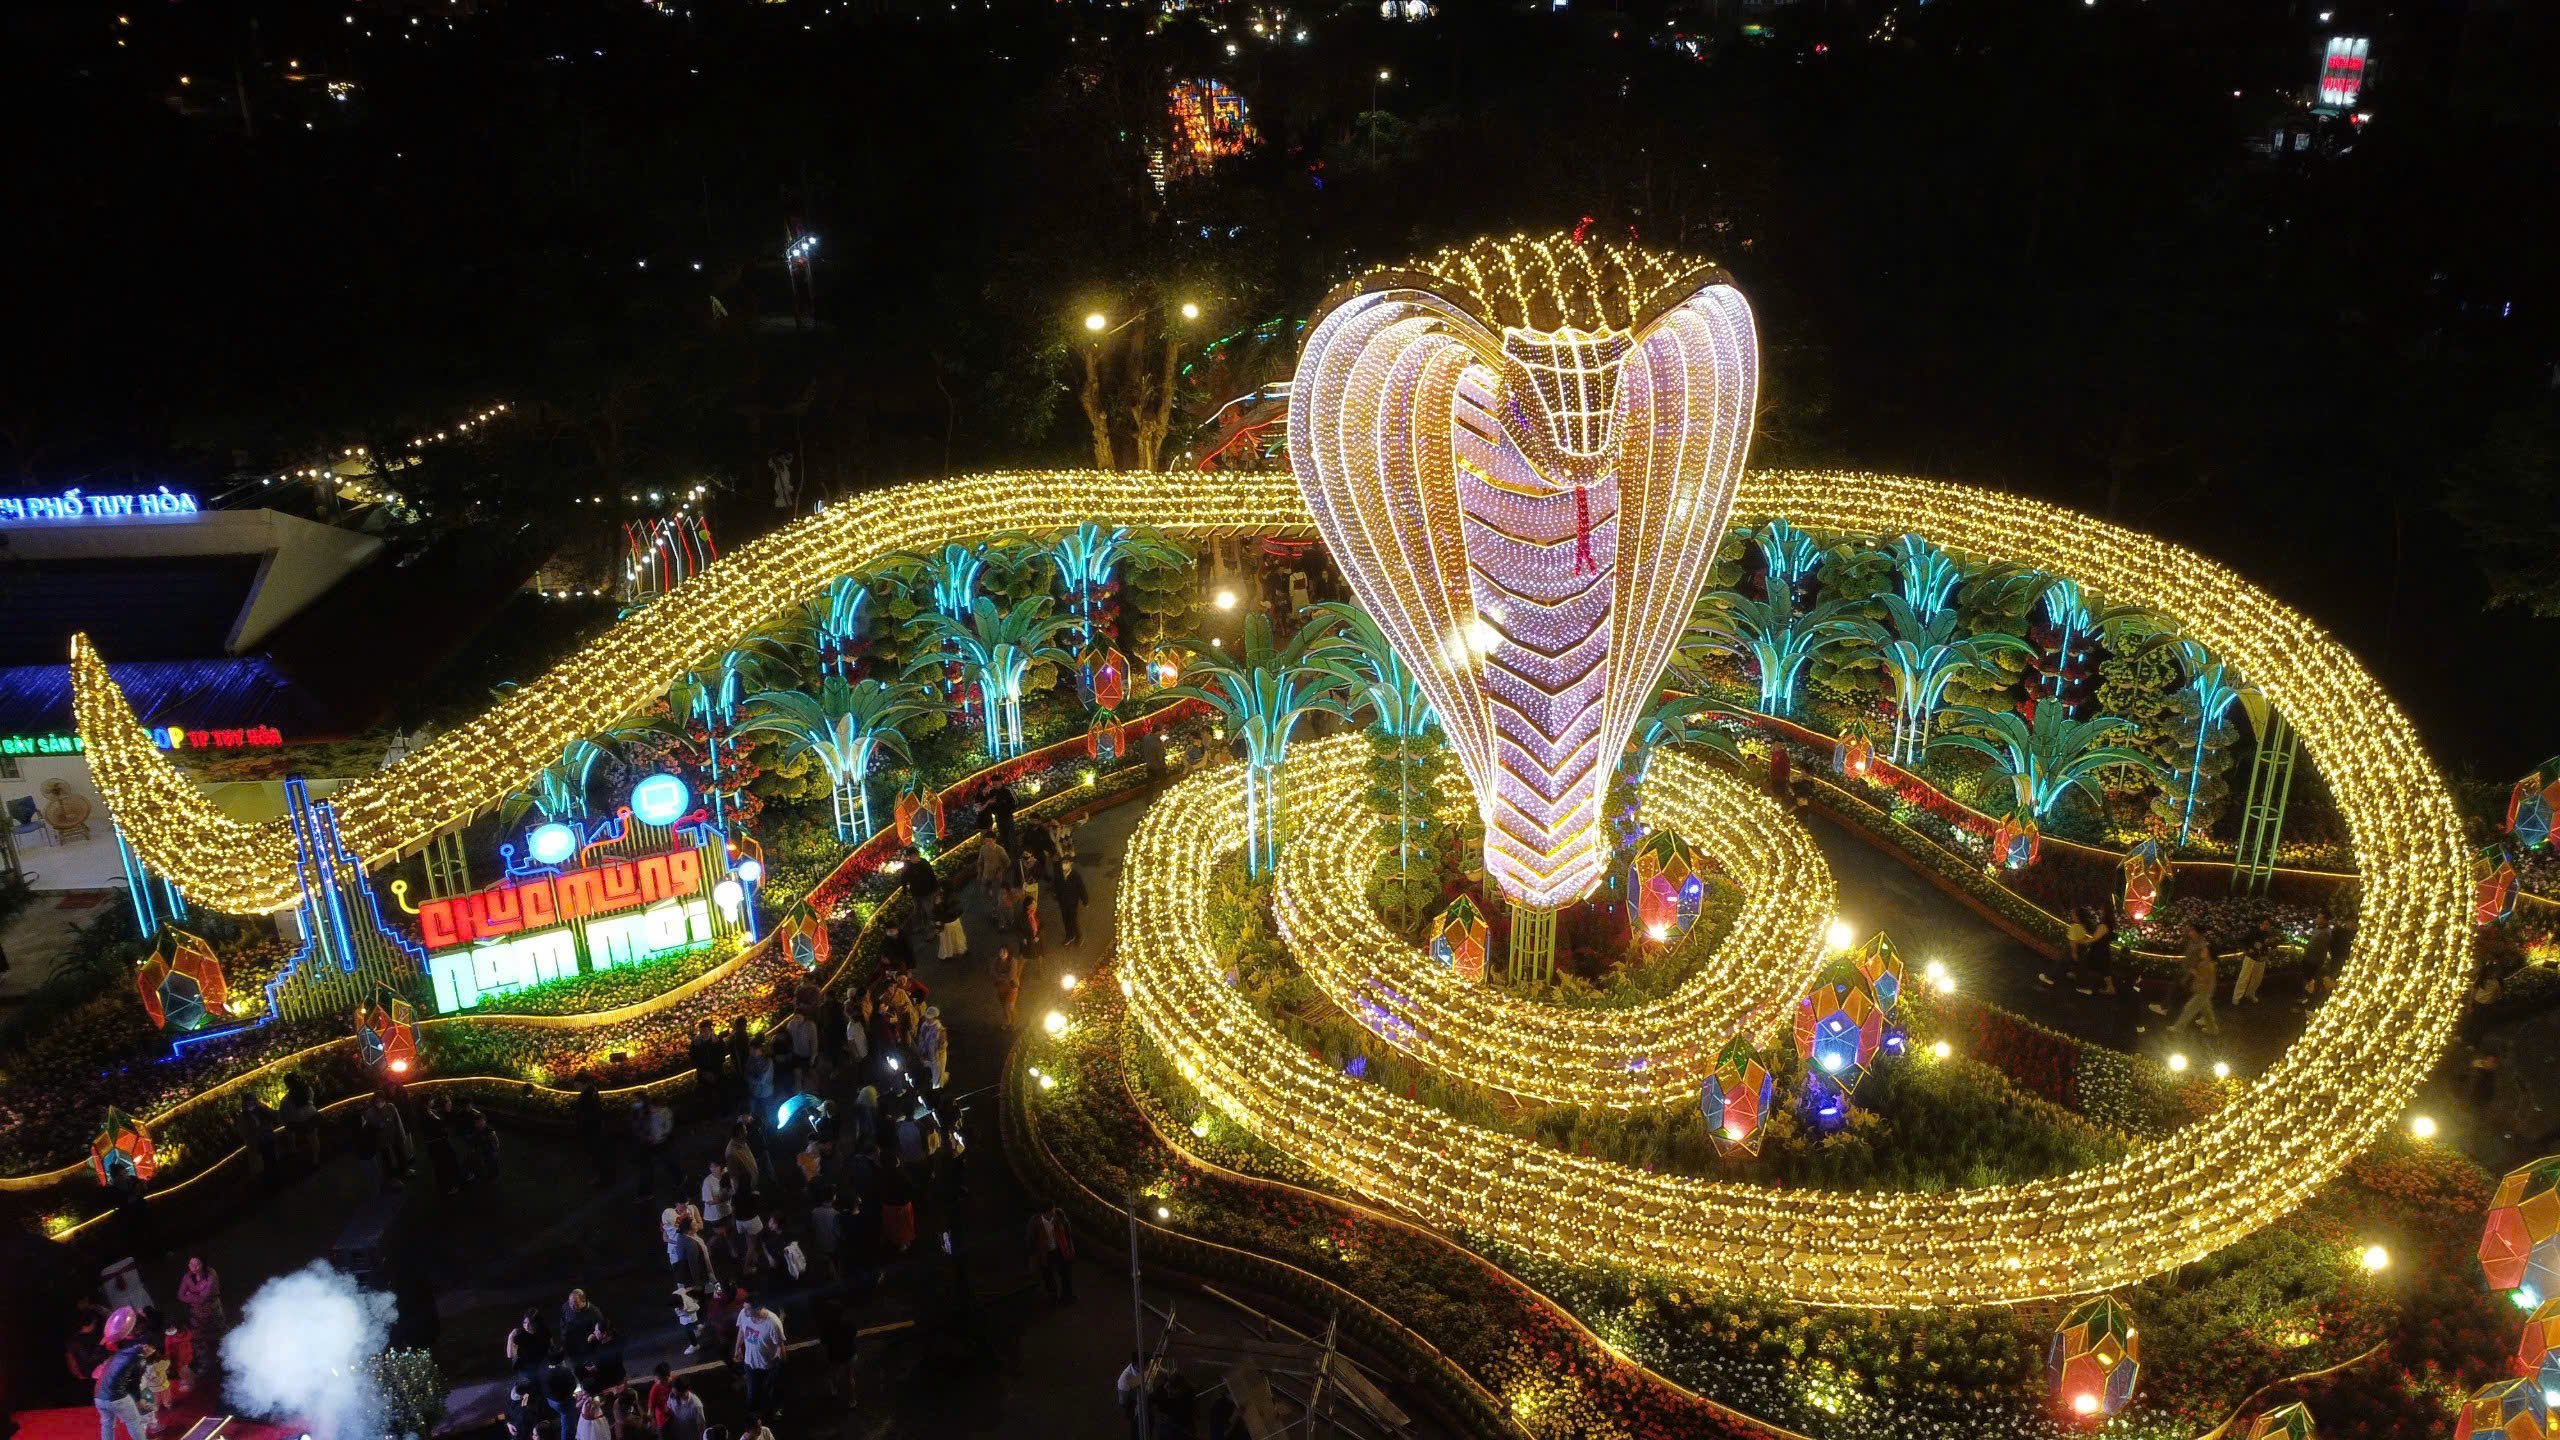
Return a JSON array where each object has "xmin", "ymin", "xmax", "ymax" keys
[{"xmin": 0, "ymin": 654, "xmax": 337, "ymax": 738}]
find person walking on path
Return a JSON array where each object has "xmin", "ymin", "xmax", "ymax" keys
[
  {"xmin": 359, "ymin": 1093, "xmax": 412, "ymax": 1192},
  {"xmin": 2233, "ymin": 919, "xmax": 2276, "ymax": 1005},
  {"xmin": 235, "ymin": 1094, "xmax": 279, "ymax": 1182},
  {"xmin": 2166, "ymin": 925, "xmax": 2221, "ymax": 1035},
  {"xmin": 93, "ymin": 1327, "xmax": 154, "ymax": 1440},
  {"xmin": 636, "ymin": 1096, "xmax": 681, "ymax": 1194},
  {"xmin": 279, "ymin": 1075, "xmax": 321, "ymax": 1170},
  {"xmin": 1028, "ymin": 1204, "xmax": 1077, "ymax": 1301},
  {"xmin": 1053, "ymin": 857, "xmax": 1090, "ymax": 947},
  {"xmin": 659, "ymin": 1377, "xmax": 705, "ymax": 1440},
  {"xmin": 991, "ymin": 946, "xmax": 1023, "ymax": 1027},
  {"xmin": 2299, "ymin": 910, "xmax": 2338, "ymax": 1001},
  {"xmin": 175, "ymin": 1258, "xmax": 223, "ymax": 1387},
  {"xmin": 975, "ymin": 819, "xmax": 1012, "ymax": 900},
  {"xmin": 733, "ymin": 1296, "xmax": 787, "ymax": 1416},
  {"xmin": 915, "ymin": 1007, "xmax": 949, "ymax": 1091},
  {"xmin": 722, "ymin": 1122, "xmax": 763, "ymax": 1197},
  {"xmin": 700, "ymin": 1161, "xmax": 735, "ymax": 1226},
  {"xmin": 987, "ymin": 785, "xmax": 1020, "ymax": 850},
  {"xmin": 559, "ymin": 1290, "xmax": 604, "ymax": 1363},
  {"xmin": 505, "ymin": 1308, "xmax": 552, "ymax": 1385},
  {"xmin": 877, "ymin": 1150, "xmax": 917, "ymax": 1255}
]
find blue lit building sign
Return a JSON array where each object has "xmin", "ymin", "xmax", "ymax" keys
[{"xmin": 0, "ymin": 488, "xmax": 201, "ymax": 524}]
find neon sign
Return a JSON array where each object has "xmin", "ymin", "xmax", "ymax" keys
[
  {"xmin": 2317, "ymin": 37, "xmax": 2369, "ymax": 111},
  {"xmin": 1, "ymin": 727, "xmax": 283, "ymax": 757},
  {"xmin": 431, "ymin": 898, "xmax": 715, "ymax": 1012},
  {"xmin": 0, "ymin": 487, "xmax": 200, "ymax": 524},
  {"xmin": 417, "ymin": 837, "xmax": 739, "ymax": 1013},
  {"xmin": 417, "ymin": 848, "xmax": 708, "ymax": 949}
]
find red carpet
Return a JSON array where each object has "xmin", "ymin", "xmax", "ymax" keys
[{"xmin": 11, "ymin": 1398, "xmax": 305, "ymax": 1440}]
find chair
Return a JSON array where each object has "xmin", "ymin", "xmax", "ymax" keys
[{"xmin": 6, "ymin": 795, "xmax": 46, "ymax": 848}]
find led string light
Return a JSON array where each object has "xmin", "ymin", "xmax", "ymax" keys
[
  {"xmin": 1289, "ymin": 234, "xmax": 1757, "ymax": 911},
  {"xmin": 74, "ymin": 472, "xmax": 1316, "ymax": 913},
  {"xmin": 76, "ymin": 460, "xmax": 2472, "ymax": 1308},
  {"xmin": 1105, "ymin": 470, "xmax": 2471, "ymax": 1310},
  {"xmin": 1269, "ymin": 734, "xmax": 1833, "ymax": 1107}
]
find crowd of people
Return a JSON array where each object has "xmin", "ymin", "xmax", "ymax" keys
[
  {"xmin": 71, "ymin": 781, "xmax": 1117, "ymax": 1440},
  {"xmin": 497, "ymin": 787, "xmax": 1098, "ymax": 1440},
  {"xmin": 76, "ymin": 1257, "xmax": 228, "ymax": 1440}
]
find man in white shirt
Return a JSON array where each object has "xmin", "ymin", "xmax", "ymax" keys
[{"xmin": 734, "ymin": 1296, "xmax": 787, "ymax": 1415}]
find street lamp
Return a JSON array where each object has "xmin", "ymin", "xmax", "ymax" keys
[
  {"xmin": 1084, "ymin": 311, "xmax": 1108, "ymax": 332},
  {"xmin": 1179, "ymin": 301, "xmax": 1200, "ymax": 321}
]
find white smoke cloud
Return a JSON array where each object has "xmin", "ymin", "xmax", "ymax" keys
[{"xmin": 221, "ymin": 1261, "xmax": 399, "ymax": 1440}]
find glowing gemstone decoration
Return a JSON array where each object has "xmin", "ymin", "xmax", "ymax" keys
[
  {"xmin": 356, "ymin": 988, "xmax": 420, "ymax": 1074},
  {"xmin": 2510, "ymin": 763, "xmax": 2560, "ymax": 850},
  {"xmin": 1995, "ymin": 805, "xmax": 2041, "ymax": 870},
  {"xmin": 2242, "ymin": 1403, "xmax": 2316, "ymax": 1440},
  {"xmin": 2047, "ymin": 1295, "xmax": 2140, "ymax": 1419},
  {"xmin": 1288, "ymin": 233, "xmax": 1759, "ymax": 910},
  {"xmin": 2120, "ymin": 836, "xmax": 2169, "ymax": 924},
  {"xmin": 1430, "ymin": 895, "xmax": 1490, "ymax": 984},
  {"xmin": 1700, "ymin": 1038, "xmax": 1773, "ymax": 1158},
  {"xmin": 630, "ymin": 772, "xmax": 692, "ymax": 828},
  {"xmin": 527, "ymin": 821, "xmax": 579, "ymax": 866},
  {"xmin": 1087, "ymin": 707, "xmax": 1127, "ymax": 764},
  {"xmin": 1793, "ymin": 980, "xmax": 1885, "ymax": 1091},
  {"xmin": 1629, "ymin": 831, "xmax": 1708, "ymax": 943},
  {"xmin": 90, "ymin": 1107, "xmax": 156, "ymax": 1187},
  {"xmin": 1087, "ymin": 645, "xmax": 1130, "ymax": 712},
  {"xmin": 2453, "ymin": 1378, "xmax": 2549, "ymax": 1440},
  {"xmin": 2479, "ymin": 846, "xmax": 2521, "ymax": 927},
  {"xmin": 1832, "ymin": 718, "xmax": 1878, "ymax": 779},
  {"xmin": 2482, "ymin": 1155, "xmax": 2560, "ymax": 1301},
  {"xmin": 134, "ymin": 929, "xmax": 229, "ymax": 1032},
  {"xmin": 1848, "ymin": 931, "xmax": 1905, "ymax": 1018},
  {"xmin": 2516, "ymin": 1298, "xmax": 2560, "ymax": 1398}
]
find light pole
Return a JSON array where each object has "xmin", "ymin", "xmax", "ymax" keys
[{"xmin": 1369, "ymin": 69, "xmax": 1391, "ymax": 161}]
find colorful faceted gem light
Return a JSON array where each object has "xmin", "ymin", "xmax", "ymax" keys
[
  {"xmin": 2121, "ymin": 837, "xmax": 2170, "ymax": 924},
  {"xmin": 2048, "ymin": 1295, "xmax": 2140, "ymax": 1419},
  {"xmin": 1629, "ymin": 831, "xmax": 1709, "ymax": 943},
  {"xmin": 1794, "ymin": 980, "xmax": 1885, "ymax": 1089},
  {"xmin": 1701, "ymin": 1037, "xmax": 1773, "ymax": 1158},
  {"xmin": 1849, "ymin": 931, "xmax": 1905, "ymax": 1018},
  {"xmin": 90, "ymin": 1107, "xmax": 157, "ymax": 1187},
  {"xmin": 1288, "ymin": 233, "xmax": 1759, "ymax": 910},
  {"xmin": 2454, "ymin": 1379, "xmax": 2550, "ymax": 1440},
  {"xmin": 1430, "ymin": 895, "xmax": 1490, "ymax": 984},
  {"xmin": 1832, "ymin": 718, "xmax": 1878, "ymax": 779},
  {"xmin": 2244, "ymin": 1401, "xmax": 2316, "ymax": 1440},
  {"xmin": 2483, "ymin": 1156, "xmax": 2560, "ymax": 1301},
  {"xmin": 2479, "ymin": 847, "xmax": 2522, "ymax": 927}
]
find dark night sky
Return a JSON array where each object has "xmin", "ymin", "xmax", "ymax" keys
[{"xmin": 6, "ymin": 0, "xmax": 2554, "ymax": 771}]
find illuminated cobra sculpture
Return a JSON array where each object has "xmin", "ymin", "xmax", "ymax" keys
[{"xmin": 1288, "ymin": 235, "xmax": 1757, "ymax": 940}]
